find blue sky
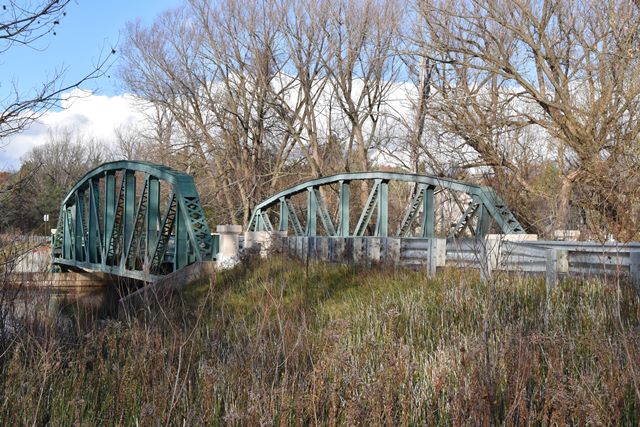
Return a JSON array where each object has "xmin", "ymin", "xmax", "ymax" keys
[
  {"xmin": 0, "ymin": 0, "xmax": 185, "ymax": 169},
  {"xmin": 0, "ymin": 0, "xmax": 182, "ymax": 100}
]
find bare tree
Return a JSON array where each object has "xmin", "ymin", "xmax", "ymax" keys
[
  {"xmin": 121, "ymin": 1, "xmax": 299, "ymax": 225},
  {"xmin": 322, "ymin": 0, "xmax": 403, "ymax": 173},
  {"xmin": 418, "ymin": 0, "xmax": 640, "ymax": 238},
  {"xmin": 0, "ymin": 1, "xmax": 114, "ymax": 142},
  {"xmin": 266, "ymin": 0, "xmax": 331, "ymax": 179}
]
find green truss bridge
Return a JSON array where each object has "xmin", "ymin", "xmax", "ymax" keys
[
  {"xmin": 51, "ymin": 161, "xmax": 215, "ymax": 282},
  {"xmin": 51, "ymin": 162, "xmax": 525, "ymax": 281}
]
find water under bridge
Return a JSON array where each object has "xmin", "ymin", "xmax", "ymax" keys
[{"xmin": 50, "ymin": 161, "xmax": 527, "ymax": 282}]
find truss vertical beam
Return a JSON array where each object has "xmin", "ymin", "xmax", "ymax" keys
[
  {"xmin": 475, "ymin": 204, "xmax": 492, "ymax": 238},
  {"xmin": 421, "ymin": 185, "xmax": 435, "ymax": 238},
  {"xmin": 306, "ymin": 188, "xmax": 317, "ymax": 236},
  {"xmin": 375, "ymin": 181, "xmax": 389, "ymax": 236},
  {"xmin": 74, "ymin": 191, "xmax": 85, "ymax": 262},
  {"xmin": 279, "ymin": 197, "xmax": 288, "ymax": 232},
  {"xmin": 175, "ymin": 203, "xmax": 188, "ymax": 270},
  {"xmin": 146, "ymin": 177, "xmax": 160, "ymax": 264},
  {"xmin": 63, "ymin": 208, "xmax": 72, "ymax": 259},
  {"xmin": 338, "ymin": 180, "xmax": 350, "ymax": 236},
  {"xmin": 102, "ymin": 171, "xmax": 116, "ymax": 264},
  {"xmin": 88, "ymin": 179, "xmax": 102, "ymax": 263},
  {"xmin": 255, "ymin": 210, "xmax": 264, "ymax": 231},
  {"xmin": 120, "ymin": 171, "xmax": 136, "ymax": 267}
]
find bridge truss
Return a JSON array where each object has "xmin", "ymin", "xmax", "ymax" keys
[
  {"xmin": 248, "ymin": 172, "xmax": 525, "ymax": 239},
  {"xmin": 51, "ymin": 161, "xmax": 214, "ymax": 281}
]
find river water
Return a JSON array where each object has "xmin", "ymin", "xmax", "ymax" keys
[{"xmin": 0, "ymin": 286, "xmax": 122, "ymax": 336}]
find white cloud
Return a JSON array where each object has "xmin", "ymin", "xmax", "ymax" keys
[{"xmin": 0, "ymin": 89, "xmax": 146, "ymax": 170}]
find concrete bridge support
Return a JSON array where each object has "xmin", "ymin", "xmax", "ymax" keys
[{"xmin": 216, "ymin": 225, "xmax": 243, "ymax": 267}]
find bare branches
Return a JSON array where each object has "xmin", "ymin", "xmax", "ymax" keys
[
  {"xmin": 0, "ymin": 0, "xmax": 70, "ymax": 52},
  {"xmin": 413, "ymin": 0, "xmax": 640, "ymax": 237},
  {"xmin": 0, "ymin": 1, "xmax": 116, "ymax": 143}
]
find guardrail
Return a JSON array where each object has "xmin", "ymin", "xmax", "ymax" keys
[
  {"xmin": 446, "ymin": 238, "xmax": 640, "ymax": 288},
  {"xmin": 269, "ymin": 234, "xmax": 640, "ymax": 290}
]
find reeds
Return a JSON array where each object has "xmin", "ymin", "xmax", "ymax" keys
[{"xmin": 0, "ymin": 256, "xmax": 638, "ymax": 425}]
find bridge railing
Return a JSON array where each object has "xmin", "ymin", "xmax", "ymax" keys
[{"xmin": 241, "ymin": 232, "xmax": 640, "ymax": 290}]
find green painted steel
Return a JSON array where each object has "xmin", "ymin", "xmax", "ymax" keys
[
  {"xmin": 338, "ymin": 181, "xmax": 350, "ymax": 236},
  {"xmin": 51, "ymin": 161, "xmax": 215, "ymax": 282},
  {"xmin": 248, "ymin": 171, "xmax": 525, "ymax": 239}
]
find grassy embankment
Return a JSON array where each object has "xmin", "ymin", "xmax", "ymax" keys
[{"xmin": 1, "ymin": 255, "xmax": 639, "ymax": 425}]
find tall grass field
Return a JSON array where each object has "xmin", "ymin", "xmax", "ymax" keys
[{"xmin": 1, "ymin": 256, "xmax": 639, "ymax": 425}]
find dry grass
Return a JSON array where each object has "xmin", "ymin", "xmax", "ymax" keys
[{"xmin": 0, "ymin": 255, "xmax": 639, "ymax": 425}]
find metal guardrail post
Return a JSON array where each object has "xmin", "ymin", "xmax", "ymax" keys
[
  {"xmin": 629, "ymin": 251, "xmax": 640, "ymax": 287},
  {"xmin": 545, "ymin": 248, "xmax": 558, "ymax": 292}
]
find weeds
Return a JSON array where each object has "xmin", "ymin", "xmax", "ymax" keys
[{"xmin": 0, "ymin": 255, "xmax": 638, "ymax": 425}]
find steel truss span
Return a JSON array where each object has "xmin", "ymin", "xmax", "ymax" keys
[
  {"xmin": 248, "ymin": 172, "xmax": 525, "ymax": 239},
  {"xmin": 51, "ymin": 161, "xmax": 214, "ymax": 281}
]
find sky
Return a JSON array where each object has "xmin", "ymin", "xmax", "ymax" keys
[{"xmin": 0, "ymin": 0, "xmax": 183, "ymax": 169}]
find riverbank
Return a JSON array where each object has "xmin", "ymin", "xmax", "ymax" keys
[{"xmin": 1, "ymin": 256, "xmax": 638, "ymax": 424}]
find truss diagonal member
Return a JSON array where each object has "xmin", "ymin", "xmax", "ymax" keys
[
  {"xmin": 65, "ymin": 207, "xmax": 74, "ymax": 259},
  {"xmin": 179, "ymin": 195, "xmax": 214, "ymax": 260},
  {"xmin": 75, "ymin": 190, "xmax": 89, "ymax": 262},
  {"xmin": 125, "ymin": 176, "xmax": 149, "ymax": 269},
  {"xmin": 478, "ymin": 188, "xmax": 525, "ymax": 234},
  {"xmin": 354, "ymin": 179, "xmax": 381, "ymax": 236},
  {"xmin": 397, "ymin": 184, "xmax": 426, "ymax": 237},
  {"xmin": 314, "ymin": 188, "xmax": 336, "ymax": 236},
  {"xmin": 105, "ymin": 174, "xmax": 126, "ymax": 264},
  {"xmin": 150, "ymin": 193, "xmax": 177, "ymax": 273},
  {"xmin": 285, "ymin": 199, "xmax": 304, "ymax": 236},
  {"xmin": 448, "ymin": 198, "xmax": 481, "ymax": 239},
  {"xmin": 88, "ymin": 179, "xmax": 103, "ymax": 263},
  {"xmin": 261, "ymin": 211, "xmax": 274, "ymax": 232}
]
